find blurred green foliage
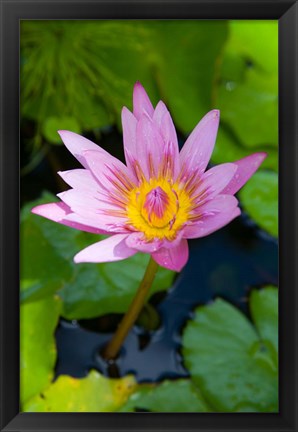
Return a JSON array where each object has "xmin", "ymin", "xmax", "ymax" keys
[
  {"xmin": 21, "ymin": 20, "xmax": 227, "ymax": 140},
  {"xmin": 21, "ymin": 20, "xmax": 279, "ymax": 413}
]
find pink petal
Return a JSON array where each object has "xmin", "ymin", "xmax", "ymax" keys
[
  {"xmin": 152, "ymin": 239, "xmax": 189, "ymax": 272},
  {"xmin": 57, "ymin": 165, "xmax": 132, "ymax": 233},
  {"xmin": 133, "ymin": 82, "xmax": 154, "ymax": 120},
  {"xmin": 58, "ymin": 169, "xmax": 99, "ymax": 191},
  {"xmin": 63, "ymin": 212, "xmax": 128, "ymax": 234},
  {"xmin": 126, "ymin": 232, "xmax": 163, "ymax": 253},
  {"xmin": 31, "ymin": 202, "xmax": 108, "ymax": 234},
  {"xmin": 193, "ymin": 163, "xmax": 237, "ymax": 201},
  {"xmin": 153, "ymin": 101, "xmax": 180, "ymax": 178},
  {"xmin": 121, "ymin": 107, "xmax": 138, "ymax": 175},
  {"xmin": 184, "ymin": 195, "xmax": 240, "ymax": 239},
  {"xmin": 83, "ymin": 150, "xmax": 135, "ymax": 192},
  {"xmin": 58, "ymin": 131, "xmax": 108, "ymax": 169},
  {"xmin": 74, "ymin": 234, "xmax": 136, "ymax": 263},
  {"xmin": 57, "ymin": 189, "xmax": 127, "ymax": 222},
  {"xmin": 221, "ymin": 152, "xmax": 267, "ymax": 195},
  {"xmin": 136, "ymin": 115, "xmax": 165, "ymax": 179},
  {"xmin": 180, "ymin": 110, "xmax": 220, "ymax": 175}
]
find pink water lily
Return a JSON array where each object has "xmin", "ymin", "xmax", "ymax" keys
[{"xmin": 32, "ymin": 83, "xmax": 266, "ymax": 272}]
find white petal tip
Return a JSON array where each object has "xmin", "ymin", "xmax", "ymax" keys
[{"xmin": 73, "ymin": 255, "xmax": 81, "ymax": 264}]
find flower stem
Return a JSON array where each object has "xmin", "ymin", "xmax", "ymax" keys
[{"xmin": 103, "ymin": 256, "xmax": 159, "ymax": 360}]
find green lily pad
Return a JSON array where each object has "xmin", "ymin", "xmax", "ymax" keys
[
  {"xmin": 149, "ymin": 20, "xmax": 228, "ymax": 133},
  {"xmin": 20, "ymin": 295, "xmax": 62, "ymax": 405},
  {"xmin": 212, "ymin": 21, "xmax": 278, "ymax": 172},
  {"xmin": 120, "ymin": 379, "xmax": 210, "ymax": 412},
  {"xmin": 211, "ymin": 126, "xmax": 278, "ymax": 172},
  {"xmin": 23, "ymin": 371, "xmax": 137, "ymax": 412},
  {"xmin": 215, "ymin": 21, "xmax": 278, "ymax": 148},
  {"xmin": 21, "ymin": 193, "xmax": 175, "ymax": 319},
  {"xmin": 60, "ymin": 248, "xmax": 174, "ymax": 320},
  {"xmin": 250, "ymin": 286, "xmax": 278, "ymax": 355},
  {"xmin": 182, "ymin": 287, "xmax": 278, "ymax": 412},
  {"xmin": 21, "ymin": 194, "xmax": 76, "ymax": 303},
  {"xmin": 239, "ymin": 170, "xmax": 278, "ymax": 237}
]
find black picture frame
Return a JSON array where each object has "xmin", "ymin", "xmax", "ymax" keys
[{"xmin": 1, "ymin": 0, "xmax": 297, "ymax": 431}]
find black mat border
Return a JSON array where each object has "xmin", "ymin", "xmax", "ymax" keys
[{"xmin": 0, "ymin": 1, "xmax": 297, "ymax": 431}]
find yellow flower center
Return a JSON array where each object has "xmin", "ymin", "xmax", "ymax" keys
[{"xmin": 126, "ymin": 177, "xmax": 192, "ymax": 241}]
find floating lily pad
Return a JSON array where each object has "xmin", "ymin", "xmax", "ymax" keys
[
  {"xmin": 120, "ymin": 379, "xmax": 210, "ymax": 412},
  {"xmin": 21, "ymin": 201, "xmax": 74, "ymax": 302},
  {"xmin": 23, "ymin": 371, "xmax": 137, "ymax": 412},
  {"xmin": 215, "ymin": 21, "xmax": 278, "ymax": 148},
  {"xmin": 182, "ymin": 286, "xmax": 278, "ymax": 412},
  {"xmin": 212, "ymin": 21, "xmax": 278, "ymax": 172},
  {"xmin": 149, "ymin": 20, "xmax": 228, "ymax": 133},
  {"xmin": 239, "ymin": 170, "xmax": 278, "ymax": 237},
  {"xmin": 21, "ymin": 193, "xmax": 175, "ymax": 319},
  {"xmin": 212, "ymin": 127, "xmax": 278, "ymax": 172},
  {"xmin": 20, "ymin": 295, "xmax": 62, "ymax": 404},
  {"xmin": 250, "ymin": 286, "xmax": 278, "ymax": 355}
]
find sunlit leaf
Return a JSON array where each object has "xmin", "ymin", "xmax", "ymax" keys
[
  {"xmin": 215, "ymin": 21, "xmax": 278, "ymax": 147},
  {"xmin": 20, "ymin": 295, "xmax": 62, "ymax": 404},
  {"xmin": 23, "ymin": 371, "xmax": 137, "ymax": 412},
  {"xmin": 239, "ymin": 170, "xmax": 278, "ymax": 237},
  {"xmin": 120, "ymin": 379, "xmax": 210, "ymax": 412},
  {"xmin": 212, "ymin": 21, "xmax": 278, "ymax": 171},
  {"xmin": 182, "ymin": 287, "xmax": 278, "ymax": 412}
]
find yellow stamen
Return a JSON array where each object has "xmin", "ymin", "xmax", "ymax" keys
[{"xmin": 126, "ymin": 177, "xmax": 192, "ymax": 241}]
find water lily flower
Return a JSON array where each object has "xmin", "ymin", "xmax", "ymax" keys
[{"xmin": 32, "ymin": 83, "xmax": 266, "ymax": 272}]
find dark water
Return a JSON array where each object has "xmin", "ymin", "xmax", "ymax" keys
[{"xmin": 55, "ymin": 215, "xmax": 278, "ymax": 382}]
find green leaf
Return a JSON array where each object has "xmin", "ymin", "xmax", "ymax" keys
[
  {"xmin": 60, "ymin": 251, "xmax": 174, "ymax": 320},
  {"xmin": 211, "ymin": 127, "xmax": 278, "ymax": 172},
  {"xmin": 239, "ymin": 170, "xmax": 278, "ymax": 237},
  {"xmin": 120, "ymin": 379, "xmax": 210, "ymax": 412},
  {"xmin": 250, "ymin": 286, "xmax": 278, "ymax": 355},
  {"xmin": 21, "ymin": 193, "xmax": 175, "ymax": 319},
  {"xmin": 21, "ymin": 21, "xmax": 228, "ymax": 137},
  {"xmin": 23, "ymin": 371, "xmax": 137, "ymax": 412},
  {"xmin": 182, "ymin": 287, "xmax": 278, "ymax": 412},
  {"xmin": 150, "ymin": 21, "xmax": 228, "ymax": 133},
  {"xmin": 20, "ymin": 21, "xmax": 157, "ymax": 133},
  {"xmin": 212, "ymin": 21, "xmax": 278, "ymax": 172},
  {"xmin": 215, "ymin": 21, "xmax": 278, "ymax": 148},
  {"xmin": 42, "ymin": 116, "xmax": 81, "ymax": 144},
  {"xmin": 20, "ymin": 194, "xmax": 75, "ymax": 302},
  {"xmin": 20, "ymin": 295, "xmax": 62, "ymax": 404}
]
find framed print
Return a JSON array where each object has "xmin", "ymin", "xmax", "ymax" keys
[{"xmin": 1, "ymin": 0, "xmax": 297, "ymax": 431}]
